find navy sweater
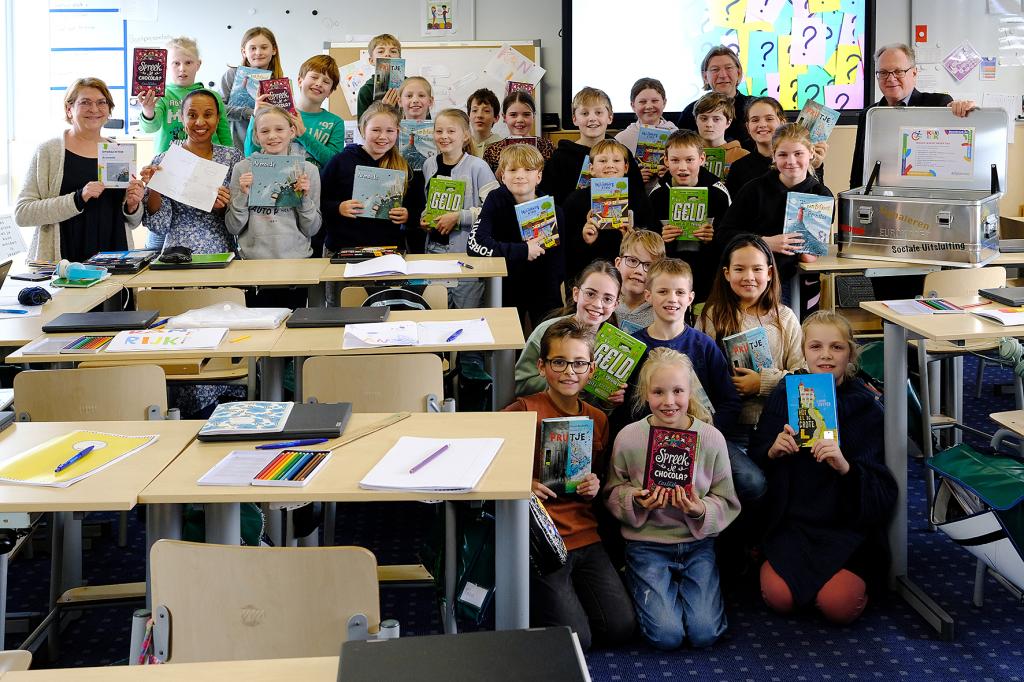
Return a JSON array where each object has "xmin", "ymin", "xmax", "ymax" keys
[{"xmin": 539, "ymin": 138, "xmax": 647, "ymax": 207}]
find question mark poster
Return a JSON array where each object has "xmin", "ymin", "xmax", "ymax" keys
[{"xmin": 708, "ymin": 0, "xmax": 865, "ymax": 111}]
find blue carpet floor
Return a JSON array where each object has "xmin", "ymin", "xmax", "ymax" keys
[{"xmin": 4, "ymin": 355, "xmax": 1024, "ymax": 679}]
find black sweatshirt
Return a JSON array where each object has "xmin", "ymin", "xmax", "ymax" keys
[
  {"xmin": 539, "ymin": 138, "xmax": 647, "ymax": 207},
  {"xmin": 727, "ymin": 151, "xmax": 827, "ymax": 200}
]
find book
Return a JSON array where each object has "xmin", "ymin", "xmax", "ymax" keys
[
  {"xmin": 106, "ymin": 327, "xmax": 229, "ymax": 352},
  {"xmin": 971, "ymin": 307, "xmax": 1024, "ymax": 326},
  {"xmin": 643, "ymin": 426, "xmax": 699, "ymax": 492},
  {"xmin": 506, "ymin": 81, "xmax": 536, "ymax": 97},
  {"xmin": 342, "ymin": 318, "xmax": 493, "ymax": 349},
  {"xmin": 398, "ymin": 120, "xmax": 436, "ymax": 171},
  {"xmin": 329, "ymin": 245, "xmax": 401, "ymax": 263},
  {"xmin": 131, "ymin": 47, "xmax": 166, "ymax": 97},
  {"xmin": 51, "ymin": 272, "xmax": 111, "ymax": 288},
  {"xmin": 341, "ymin": 254, "xmax": 462, "ymax": 277},
  {"xmin": 423, "ymin": 176, "xmax": 467, "ymax": 228},
  {"xmin": 590, "ymin": 177, "xmax": 629, "ymax": 229},
  {"xmin": 585, "ymin": 322, "xmax": 647, "ymax": 402},
  {"xmin": 703, "ymin": 147, "xmax": 726, "ymax": 178},
  {"xmin": 258, "ymin": 77, "xmax": 296, "ymax": 115},
  {"xmin": 635, "ymin": 125, "xmax": 670, "ymax": 170},
  {"xmin": 358, "ymin": 436, "xmax": 504, "ymax": 492},
  {"xmin": 228, "ymin": 66, "xmax": 272, "ymax": 109},
  {"xmin": 575, "ymin": 157, "xmax": 592, "ymax": 190},
  {"xmin": 373, "ymin": 58, "xmax": 406, "ymax": 99},
  {"xmin": 667, "ymin": 186, "xmax": 708, "ymax": 241},
  {"xmin": 785, "ymin": 373, "xmax": 839, "ymax": 448},
  {"xmin": 84, "ymin": 249, "xmax": 158, "ymax": 273},
  {"xmin": 97, "ymin": 143, "xmax": 136, "ymax": 189},
  {"xmin": 514, "ymin": 195, "xmax": 559, "ymax": 248},
  {"xmin": 722, "ymin": 327, "xmax": 775, "ymax": 371},
  {"xmin": 198, "ymin": 448, "xmax": 331, "ymax": 487},
  {"xmin": 199, "ymin": 401, "xmax": 295, "ymax": 437},
  {"xmin": 0, "ymin": 430, "xmax": 158, "ymax": 488},
  {"xmin": 783, "ymin": 192, "xmax": 834, "ymax": 256},
  {"xmin": 248, "ymin": 154, "xmax": 305, "ymax": 208},
  {"xmin": 795, "ymin": 100, "xmax": 840, "ymax": 144},
  {"xmin": 150, "ymin": 252, "xmax": 236, "ymax": 269},
  {"xmin": 60, "ymin": 334, "xmax": 114, "ymax": 354},
  {"xmin": 539, "ymin": 416, "xmax": 593, "ymax": 494},
  {"xmin": 351, "ymin": 165, "xmax": 407, "ymax": 219}
]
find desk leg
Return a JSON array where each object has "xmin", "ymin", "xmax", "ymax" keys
[
  {"xmin": 444, "ymin": 502, "xmax": 457, "ymax": 635},
  {"xmin": 61, "ymin": 513, "xmax": 82, "ymax": 593},
  {"xmin": 486, "ymin": 275, "xmax": 502, "ymax": 309},
  {"xmin": 260, "ymin": 358, "xmax": 285, "ymax": 401},
  {"xmin": 205, "ymin": 504, "xmax": 241, "ymax": 545},
  {"xmin": 494, "ymin": 499, "xmax": 529, "ymax": 630},
  {"xmin": 883, "ymin": 321, "xmax": 956, "ymax": 640},
  {"xmin": 46, "ymin": 512, "xmax": 66, "ymax": 659},
  {"xmin": 145, "ymin": 504, "xmax": 182, "ymax": 608},
  {"xmin": 307, "ymin": 283, "xmax": 324, "ymax": 308},
  {"xmin": 0, "ymin": 552, "xmax": 7, "ymax": 648},
  {"xmin": 491, "ymin": 349, "xmax": 515, "ymax": 411}
]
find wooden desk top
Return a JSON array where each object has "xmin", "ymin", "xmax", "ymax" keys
[
  {"xmin": 319, "ymin": 254, "xmax": 506, "ymax": 282},
  {"xmin": 0, "ymin": 421, "xmax": 201, "ymax": 512},
  {"xmin": 139, "ymin": 411, "xmax": 536, "ymax": 505},
  {"xmin": 989, "ymin": 410, "xmax": 1024, "ymax": 435},
  {"xmin": 860, "ymin": 296, "xmax": 1024, "ymax": 341},
  {"xmin": 1, "ymin": 656, "xmax": 338, "ymax": 681},
  {"xmin": 801, "ymin": 247, "xmax": 1024, "ymax": 272},
  {"xmin": 125, "ymin": 259, "xmax": 329, "ymax": 288},
  {"xmin": 269, "ymin": 307, "xmax": 525, "ymax": 357},
  {"xmin": 0, "ymin": 282, "xmax": 123, "ymax": 349}
]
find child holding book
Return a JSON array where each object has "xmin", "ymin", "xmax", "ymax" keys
[
  {"xmin": 226, "ymin": 105, "xmax": 321, "ymax": 307},
  {"xmin": 540, "ymin": 87, "xmax": 645, "ymax": 206},
  {"xmin": 749, "ymin": 311, "xmax": 896, "ymax": 624},
  {"xmin": 648, "ymin": 129, "xmax": 731, "ymax": 303},
  {"xmin": 515, "ymin": 260, "xmax": 622, "ymax": 398},
  {"xmin": 468, "ymin": 143, "xmax": 564, "ymax": 327},
  {"xmin": 614, "ymin": 229, "xmax": 666, "ymax": 335},
  {"xmin": 566, "ymin": 139, "xmax": 656, "ymax": 289},
  {"xmin": 396, "ymin": 76, "xmax": 437, "ymax": 254},
  {"xmin": 694, "ymin": 93, "xmax": 749, "ymax": 179},
  {"xmin": 614, "ymin": 77, "xmax": 678, "ymax": 194},
  {"xmin": 718, "ymin": 124, "xmax": 833, "ymax": 307},
  {"xmin": 503, "ymin": 317, "xmax": 637, "ymax": 651},
  {"xmin": 725, "ymin": 97, "xmax": 828, "ymax": 198},
  {"xmin": 356, "ymin": 34, "xmax": 402, "ymax": 118},
  {"xmin": 220, "ymin": 27, "xmax": 283, "ymax": 151},
  {"xmin": 419, "ymin": 108, "xmax": 498, "ymax": 310},
  {"xmin": 606, "ymin": 347, "xmax": 740, "ymax": 650},
  {"xmin": 467, "ymin": 88, "xmax": 504, "ymax": 158},
  {"xmin": 482, "ymin": 92, "xmax": 554, "ymax": 172},
  {"xmin": 244, "ymin": 55, "xmax": 345, "ymax": 169}
]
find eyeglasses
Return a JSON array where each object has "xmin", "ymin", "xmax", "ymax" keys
[
  {"xmin": 706, "ymin": 65, "xmax": 738, "ymax": 76},
  {"xmin": 543, "ymin": 358, "xmax": 593, "ymax": 374},
  {"xmin": 621, "ymin": 255, "xmax": 652, "ymax": 272},
  {"xmin": 74, "ymin": 99, "xmax": 110, "ymax": 109},
  {"xmin": 578, "ymin": 288, "xmax": 617, "ymax": 307},
  {"xmin": 875, "ymin": 68, "xmax": 912, "ymax": 80}
]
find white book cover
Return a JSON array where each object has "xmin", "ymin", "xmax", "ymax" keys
[
  {"xmin": 106, "ymin": 327, "xmax": 229, "ymax": 352},
  {"xmin": 97, "ymin": 142, "xmax": 136, "ymax": 188},
  {"xmin": 359, "ymin": 436, "xmax": 504, "ymax": 492},
  {"xmin": 342, "ymin": 254, "xmax": 462, "ymax": 277}
]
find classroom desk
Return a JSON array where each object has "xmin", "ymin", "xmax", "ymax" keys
[
  {"xmin": 989, "ymin": 410, "xmax": 1024, "ymax": 434},
  {"xmin": 0, "ymin": 421, "xmax": 202, "ymax": 649},
  {"xmin": 859, "ymin": 295, "xmax": 1024, "ymax": 640},
  {"xmin": 138, "ymin": 411, "xmax": 535, "ymax": 631},
  {"xmin": 1, "ymin": 656, "xmax": 339, "ymax": 681},
  {"xmin": 0, "ymin": 282, "xmax": 125, "ymax": 349}
]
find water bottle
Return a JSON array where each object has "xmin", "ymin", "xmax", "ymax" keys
[{"xmin": 56, "ymin": 259, "xmax": 107, "ymax": 282}]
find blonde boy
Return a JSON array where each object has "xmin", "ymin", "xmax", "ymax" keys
[
  {"xmin": 614, "ymin": 229, "xmax": 666, "ymax": 335},
  {"xmin": 693, "ymin": 92, "xmax": 749, "ymax": 177},
  {"xmin": 356, "ymin": 33, "xmax": 402, "ymax": 117}
]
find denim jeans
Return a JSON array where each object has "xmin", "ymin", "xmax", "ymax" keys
[
  {"xmin": 726, "ymin": 439, "xmax": 767, "ymax": 503},
  {"xmin": 624, "ymin": 537, "xmax": 726, "ymax": 650}
]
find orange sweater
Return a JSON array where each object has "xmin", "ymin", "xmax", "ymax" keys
[{"xmin": 503, "ymin": 391, "xmax": 608, "ymax": 550}]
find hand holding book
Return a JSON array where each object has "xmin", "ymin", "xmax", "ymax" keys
[{"xmin": 810, "ymin": 438, "xmax": 849, "ymax": 475}]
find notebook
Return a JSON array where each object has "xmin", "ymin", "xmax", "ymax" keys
[
  {"xmin": 149, "ymin": 252, "xmax": 235, "ymax": 269},
  {"xmin": 286, "ymin": 307, "xmax": 390, "ymax": 328},
  {"xmin": 198, "ymin": 449, "xmax": 331, "ymax": 487},
  {"xmin": 979, "ymin": 287, "xmax": 1024, "ymax": 307},
  {"xmin": 358, "ymin": 436, "xmax": 504, "ymax": 492},
  {"xmin": 0, "ymin": 259, "xmax": 11, "ymax": 287},
  {"xmin": 41, "ymin": 310, "xmax": 159, "ymax": 333},
  {"xmin": 198, "ymin": 402, "xmax": 352, "ymax": 442}
]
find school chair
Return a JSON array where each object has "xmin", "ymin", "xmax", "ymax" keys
[
  {"xmin": 340, "ymin": 283, "xmax": 449, "ymax": 311},
  {"xmin": 148, "ymin": 540, "xmax": 381, "ymax": 663},
  {"xmin": 0, "ymin": 649, "xmax": 31, "ymax": 672}
]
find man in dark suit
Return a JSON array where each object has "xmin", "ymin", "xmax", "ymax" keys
[{"xmin": 849, "ymin": 43, "xmax": 976, "ymax": 188}]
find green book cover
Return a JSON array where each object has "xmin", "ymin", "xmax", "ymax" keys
[
  {"xmin": 584, "ymin": 323, "xmax": 647, "ymax": 402},
  {"xmin": 423, "ymin": 176, "xmax": 466, "ymax": 229},
  {"xmin": 703, "ymin": 147, "xmax": 726, "ymax": 178},
  {"xmin": 668, "ymin": 186, "xmax": 708, "ymax": 241}
]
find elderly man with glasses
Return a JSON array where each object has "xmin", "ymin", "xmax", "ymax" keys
[{"xmin": 849, "ymin": 43, "xmax": 976, "ymax": 188}]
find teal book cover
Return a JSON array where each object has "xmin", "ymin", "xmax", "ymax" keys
[
  {"xmin": 786, "ymin": 373, "xmax": 839, "ymax": 448},
  {"xmin": 352, "ymin": 165, "xmax": 407, "ymax": 219},
  {"xmin": 228, "ymin": 66, "xmax": 271, "ymax": 109},
  {"xmin": 575, "ymin": 156, "xmax": 592, "ymax": 190},
  {"xmin": 248, "ymin": 154, "xmax": 305, "ymax": 208},
  {"xmin": 398, "ymin": 120, "xmax": 436, "ymax": 171},
  {"xmin": 514, "ymin": 195, "xmax": 559, "ymax": 248},
  {"xmin": 373, "ymin": 58, "xmax": 406, "ymax": 99},
  {"xmin": 783, "ymin": 192, "xmax": 834, "ymax": 256},
  {"xmin": 722, "ymin": 326, "xmax": 775, "ymax": 371},
  {"xmin": 590, "ymin": 177, "xmax": 629, "ymax": 229},
  {"xmin": 540, "ymin": 416, "xmax": 593, "ymax": 494},
  {"xmin": 795, "ymin": 100, "xmax": 840, "ymax": 144}
]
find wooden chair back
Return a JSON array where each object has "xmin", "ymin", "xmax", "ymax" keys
[
  {"xmin": 0, "ymin": 650, "xmax": 32, "ymax": 672},
  {"xmin": 150, "ymin": 540, "xmax": 379, "ymax": 663},
  {"xmin": 13, "ymin": 365, "xmax": 167, "ymax": 421},
  {"xmin": 923, "ymin": 267, "xmax": 1006, "ymax": 298},
  {"xmin": 302, "ymin": 354, "xmax": 443, "ymax": 412},
  {"xmin": 339, "ymin": 284, "xmax": 448, "ymax": 310},
  {"xmin": 135, "ymin": 287, "xmax": 247, "ymax": 316}
]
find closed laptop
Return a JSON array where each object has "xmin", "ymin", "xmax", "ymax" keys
[
  {"xmin": 197, "ymin": 402, "xmax": 352, "ymax": 442},
  {"xmin": 42, "ymin": 310, "xmax": 159, "ymax": 333},
  {"xmin": 979, "ymin": 287, "xmax": 1024, "ymax": 307},
  {"xmin": 286, "ymin": 307, "xmax": 390, "ymax": 328}
]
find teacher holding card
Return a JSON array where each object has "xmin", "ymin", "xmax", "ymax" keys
[
  {"xmin": 15, "ymin": 77, "xmax": 145, "ymax": 263},
  {"xmin": 142, "ymin": 89, "xmax": 241, "ymax": 255}
]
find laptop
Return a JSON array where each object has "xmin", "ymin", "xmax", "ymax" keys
[
  {"xmin": 979, "ymin": 287, "xmax": 1024, "ymax": 307},
  {"xmin": 197, "ymin": 402, "xmax": 352, "ymax": 442},
  {"xmin": 286, "ymin": 307, "xmax": 390, "ymax": 328},
  {"xmin": 41, "ymin": 310, "xmax": 159, "ymax": 334}
]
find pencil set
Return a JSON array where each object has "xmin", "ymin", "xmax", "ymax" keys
[
  {"xmin": 251, "ymin": 449, "xmax": 330, "ymax": 487},
  {"xmin": 916, "ymin": 298, "xmax": 963, "ymax": 312},
  {"xmin": 60, "ymin": 335, "xmax": 114, "ymax": 354}
]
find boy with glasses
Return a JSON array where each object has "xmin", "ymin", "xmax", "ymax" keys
[{"xmin": 615, "ymin": 230, "xmax": 666, "ymax": 335}]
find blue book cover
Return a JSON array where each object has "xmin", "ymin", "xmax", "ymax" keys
[
  {"xmin": 785, "ymin": 373, "xmax": 839, "ymax": 448},
  {"xmin": 540, "ymin": 416, "xmax": 593, "ymax": 494},
  {"xmin": 795, "ymin": 100, "xmax": 840, "ymax": 144},
  {"xmin": 228, "ymin": 66, "xmax": 272, "ymax": 109},
  {"xmin": 575, "ymin": 156, "xmax": 592, "ymax": 190},
  {"xmin": 351, "ymin": 165, "xmax": 407, "ymax": 219},
  {"xmin": 200, "ymin": 401, "xmax": 294, "ymax": 436},
  {"xmin": 248, "ymin": 154, "xmax": 305, "ymax": 208},
  {"xmin": 514, "ymin": 195, "xmax": 559, "ymax": 248},
  {"xmin": 723, "ymin": 326, "xmax": 775, "ymax": 371},
  {"xmin": 636, "ymin": 125, "xmax": 670, "ymax": 169},
  {"xmin": 373, "ymin": 58, "xmax": 406, "ymax": 99},
  {"xmin": 783, "ymin": 192, "xmax": 834, "ymax": 256},
  {"xmin": 398, "ymin": 120, "xmax": 436, "ymax": 171},
  {"xmin": 590, "ymin": 177, "xmax": 629, "ymax": 229}
]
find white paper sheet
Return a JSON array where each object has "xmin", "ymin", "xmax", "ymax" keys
[
  {"xmin": 342, "ymin": 318, "xmax": 493, "ymax": 349},
  {"xmin": 0, "ymin": 215, "xmax": 28, "ymax": 262},
  {"xmin": 343, "ymin": 254, "xmax": 462, "ymax": 277},
  {"xmin": 146, "ymin": 144, "xmax": 229, "ymax": 212},
  {"xmin": 482, "ymin": 44, "xmax": 546, "ymax": 86},
  {"xmin": 416, "ymin": 318, "xmax": 494, "ymax": 345},
  {"xmin": 198, "ymin": 450, "xmax": 279, "ymax": 486},
  {"xmin": 342, "ymin": 321, "xmax": 418, "ymax": 349},
  {"xmin": 359, "ymin": 436, "xmax": 504, "ymax": 492}
]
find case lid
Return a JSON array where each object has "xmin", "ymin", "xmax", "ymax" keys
[{"xmin": 863, "ymin": 106, "xmax": 1008, "ymax": 192}]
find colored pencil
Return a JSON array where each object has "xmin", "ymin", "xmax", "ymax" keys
[
  {"xmin": 276, "ymin": 452, "xmax": 314, "ymax": 481},
  {"xmin": 254, "ymin": 452, "xmax": 290, "ymax": 480},
  {"xmin": 293, "ymin": 453, "xmax": 327, "ymax": 481}
]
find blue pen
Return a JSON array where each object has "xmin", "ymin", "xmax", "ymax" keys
[
  {"xmin": 445, "ymin": 328, "xmax": 464, "ymax": 342},
  {"xmin": 149, "ymin": 317, "xmax": 170, "ymax": 329},
  {"xmin": 457, "ymin": 260, "xmax": 475, "ymax": 270},
  {"xmin": 255, "ymin": 438, "xmax": 329, "ymax": 450},
  {"xmin": 0, "ymin": 309, "xmax": 28, "ymax": 315},
  {"xmin": 55, "ymin": 445, "xmax": 95, "ymax": 473}
]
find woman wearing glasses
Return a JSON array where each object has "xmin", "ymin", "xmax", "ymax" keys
[
  {"xmin": 677, "ymin": 47, "xmax": 753, "ymax": 151},
  {"xmin": 16, "ymin": 77, "xmax": 144, "ymax": 263}
]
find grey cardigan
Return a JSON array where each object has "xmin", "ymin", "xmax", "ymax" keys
[{"xmin": 15, "ymin": 133, "xmax": 143, "ymax": 262}]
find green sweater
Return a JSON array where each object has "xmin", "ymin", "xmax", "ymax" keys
[
  {"xmin": 244, "ymin": 108, "xmax": 345, "ymax": 168},
  {"xmin": 138, "ymin": 83, "xmax": 233, "ymax": 154}
]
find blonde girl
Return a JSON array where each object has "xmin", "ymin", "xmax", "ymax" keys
[{"xmin": 221, "ymin": 26, "xmax": 284, "ymax": 150}]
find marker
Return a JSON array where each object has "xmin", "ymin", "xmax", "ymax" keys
[
  {"xmin": 0, "ymin": 309, "xmax": 28, "ymax": 315},
  {"xmin": 445, "ymin": 328, "xmax": 464, "ymax": 342},
  {"xmin": 55, "ymin": 445, "xmax": 95, "ymax": 473},
  {"xmin": 148, "ymin": 317, "xmax": 170, "ymax": 329},
  {"xmin": 457, "ymin": 260, "xmax": 475, "ymax": 270},
  {"xmin": 409, "ymin": 443, "xmax": 450, "ymax": 474},
  {"xmin": 230, "ymin": 335, "xmax": 251, "ymax": 343},
  {"xmin": 255, "ymin": 438, "xmax": 330, "ymax": 450}
]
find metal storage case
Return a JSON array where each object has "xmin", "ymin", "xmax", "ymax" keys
[{"xmin": 838, "ymin": 107, "xmax": 1008, "ymax": 267}]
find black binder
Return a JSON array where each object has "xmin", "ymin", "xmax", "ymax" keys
[
  {"xmin": 197, "ymin": 402, "xmax": 352, "ymax": 442},
  {"xmin": 41, "ymin": 310, "xmax": 159, "ymax": 334},
  {"xmin": 286, "ymin": 307, "xmax": 390, "ymax": 328}
]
